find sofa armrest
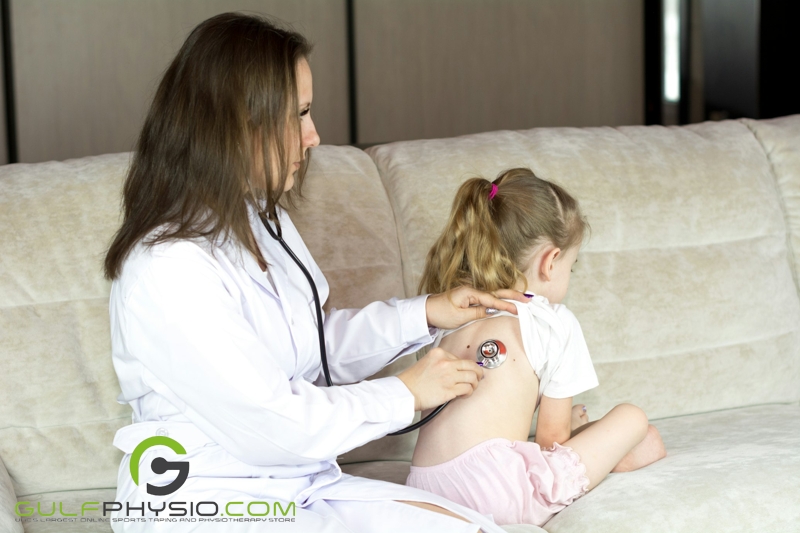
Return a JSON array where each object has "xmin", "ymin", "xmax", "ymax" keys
[{"xmin": 0, "ymin": 455, "xmax": 23, "ymax": 533}]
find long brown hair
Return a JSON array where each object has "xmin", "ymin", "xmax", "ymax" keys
[
  {"xmin": 104, "ymin": 12, "xmax": 313, "ymax": 280},
  {"xmin": 418, "ymin": 168, "xmax": 589, "ymax": 295}
]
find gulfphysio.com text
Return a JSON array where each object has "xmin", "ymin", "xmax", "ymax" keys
[{"xmin": 15, "ymin": 500, "xmax": 297, "ymax": 523}]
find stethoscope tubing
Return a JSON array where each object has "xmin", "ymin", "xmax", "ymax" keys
[{"xmin": 260, "ymin": 213, "xmax": 447, "ymax": 436}]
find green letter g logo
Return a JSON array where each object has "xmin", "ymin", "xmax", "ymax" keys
[{"xmin": 130, "ymin": 436, "xmax": 189, "ymax": 496}]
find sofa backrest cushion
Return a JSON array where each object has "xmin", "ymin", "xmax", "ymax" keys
[
  {"xmin": 367, "ymin": 118, "xmax": 800, "ymax": 425},
  {"xmin": 0, "ymin": 145, "xmax": 408, "ymax": 495},
  {"xmin": 0, "ymin": 153, "xmax": 131, "ymax": 497},
  {"xmin": 743, "ymin": 116, "xmax": 800, "ymax": 296}
]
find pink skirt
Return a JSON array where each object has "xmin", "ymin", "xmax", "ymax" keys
[{"xmin": 406, "ymin": 437, "xmax": 590, "ymax": 526}]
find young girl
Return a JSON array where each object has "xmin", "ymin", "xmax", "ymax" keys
[{"xmin": 406, "ymin": 168, "xmax": 667, "ymax": 526}]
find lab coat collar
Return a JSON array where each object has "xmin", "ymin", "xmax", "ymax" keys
[{"xmin": 207, "ymin": 201, "xmax": 286, "ymax": 300}]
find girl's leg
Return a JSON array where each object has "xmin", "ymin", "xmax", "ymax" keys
[
  {"xmin": 569, "ymin": 406, "xmax": 667, "ymax": 474},
  {"xmin": 611, "ymin": 423, "xmax": 667, "ymax": 473},
  {"xmin": 562, "ymin": 403, "xmax": 649, "ymax": 491}
]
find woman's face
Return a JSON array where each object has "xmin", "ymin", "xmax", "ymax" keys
[
  {"xmin": 280, "ymin": 57, "xmax": 320, "ymax": 192},
  {"xmin": 253, "ymin": 57, "xmax": 320, "ymax": 193}
]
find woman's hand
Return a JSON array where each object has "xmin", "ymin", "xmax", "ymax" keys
[
  {"xmin": 397, "ymin": 347, "xmax": 485, "ymax": 411},
  {"xmin": 425, "ymin": 286, "xmax": 530, "ymax": 330}
]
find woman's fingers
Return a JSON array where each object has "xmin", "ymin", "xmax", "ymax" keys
[
  {"xmin": 447, "ymin": 362, "xmax": 484, "ymax": 403},
  {"xmin": 456, "ymin": 359, "xmax": 485, "ymax": 382},
  {"xmin": 397, "ymin": 347, "xmax": 487, "ymax": 410},
  {"xmin": 455, "ymin": 287, "xmax": 518, "ymax": 316},
  {"xmin": 493, "ymin": 288, "xmax": 532, "ymax": 303},
  {"xmin": 460, "ymin": 369, "xmax": 480, "ymax": 390},
  {"xmin": 443, "ymin": 353, "xmax": 485, "ymax": 387},
  {"xmin": 426, "ymin": 285, "xmax": 533, "ymax": 329},
  {"xmin": 453, "ymin": 382, "xmax": 477, "ymax": 399}
]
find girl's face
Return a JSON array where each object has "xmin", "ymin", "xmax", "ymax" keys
[{"xmin": 520, "ymin": 244, "xmax": 579, "ymax": 304}]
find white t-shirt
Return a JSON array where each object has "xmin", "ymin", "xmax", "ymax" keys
[{"xmin": 433, "ymin": 295, "xmax": 599, "ymax": 409}]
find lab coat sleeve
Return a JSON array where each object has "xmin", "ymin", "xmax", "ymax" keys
[
  {"xmin": 119, "ymin": 243, "xmax": 415, "ymax": 467},
  {"xmin": 318, "ymin": 296, "xmax": 437, "ymax": 385}
]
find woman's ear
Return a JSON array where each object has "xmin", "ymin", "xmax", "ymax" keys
[{"xmin": 539, "ymin": 246, "xmax": 562, "ymax": 282}]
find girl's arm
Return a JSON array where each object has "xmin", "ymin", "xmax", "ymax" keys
[{"xmin": 534, "ymin": 395, "xmax": 573, "ymax": 449}]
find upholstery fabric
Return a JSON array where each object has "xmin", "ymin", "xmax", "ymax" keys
[
  {"xmin": 0, "ymin": 154, "xmax": 132, "ymax": 496},
  {"xmin": 0, "ymin": 455, "xmax": 23, "ymax": 533},
  {"xmin": 366, "ymin": 118, "xmax": 800, "ymax": 424},
  {"xmin": 546, "ymin": 403, "xmax": 800, "ymax": 533},
  {"xmin": 290, "ymin": 146, "xmax": 407, "ymax": 312},
  {"xmin": 500, "ymin": 527, "xmax": 547, "ymax": 533},
  {"xmin": 742, "ymin": 116, "xmax": 800, "ymax": 294}
]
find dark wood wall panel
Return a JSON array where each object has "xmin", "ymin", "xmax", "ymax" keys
[
  {"xmin": 354, "ymin": 0, "xmax": 645, "ymax": 144},
  {"xmin": 4, "ymin": 1, "xmax": 647, "ymax": 163},
  {"xmin": 11, "ymin": 0, "xmax": 349, "ymax": 163}
]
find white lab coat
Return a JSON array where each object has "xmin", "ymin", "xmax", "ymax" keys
[{"xmin": 108, "ymin": 202, "xmax": 507, "ymax": 532}]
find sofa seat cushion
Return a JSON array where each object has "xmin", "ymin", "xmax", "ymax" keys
[
  {"xmin": 547, "ymin": 403, "xmax": 800, "ymax": 532},
  {"xmin": 342, "ymin": 403, "xmax": 800, "ymax": 532}
]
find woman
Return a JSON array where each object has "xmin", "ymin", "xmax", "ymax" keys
[{"xmin": 104, "ymin": 12, "xmax": 527, "ymax": 533}]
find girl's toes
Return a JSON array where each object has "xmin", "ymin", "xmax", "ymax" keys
[{"xmin": 571, "ymin": 404, "xmax": 589, "ymax": 429}]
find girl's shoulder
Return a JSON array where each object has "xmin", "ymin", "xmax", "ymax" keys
[
  {"xmin": 508, "ymin": 297, "xmax": 597, "ymax": 394},
  {"xmin": 513, "ymin": 295, "xmax": 578, "ymax": 331}
]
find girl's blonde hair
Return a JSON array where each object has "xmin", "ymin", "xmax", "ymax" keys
[{"xmin": 418, "ymin": 168, "xmax": 589, "ymax": 295}]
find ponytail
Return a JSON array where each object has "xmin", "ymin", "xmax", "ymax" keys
[
  {"xmin": 418, "ymin": 168, "xmax": 589, "ymax": 296},
  {"xmin": 418, "ymin": 177, "xmax": 521, "ymax": 295}
]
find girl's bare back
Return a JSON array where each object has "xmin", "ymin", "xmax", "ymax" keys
[{"xmin": 411, "ymin": 316, "xmax": 541, "ymax": 467}]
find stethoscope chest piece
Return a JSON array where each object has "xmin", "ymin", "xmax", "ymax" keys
[{"xmin": 477, "ymin": 340, "xmax": 507, "ymax": 369}]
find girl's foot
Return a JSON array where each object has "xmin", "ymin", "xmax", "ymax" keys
[{"xmin": 572, "ymin": 404, "xmax": 589, "ymax": 430}]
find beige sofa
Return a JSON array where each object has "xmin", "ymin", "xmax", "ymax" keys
[{"xmin": 2, "ymin": 116, "xmax": 800, "ymax": 533}]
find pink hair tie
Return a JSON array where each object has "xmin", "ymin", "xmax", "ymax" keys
[{"xmin": 488, "ymin": 183, "xmax": 498, "ymax": 200}]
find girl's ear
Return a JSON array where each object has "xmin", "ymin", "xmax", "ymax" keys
[{"xmin": 540, "ymin": 246, "xmax": 562, "ymax": 282}]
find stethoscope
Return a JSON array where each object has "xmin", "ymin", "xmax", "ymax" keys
[{"xmin": 260, "ymin": 213, "xmax": 507, "ymax": 436}]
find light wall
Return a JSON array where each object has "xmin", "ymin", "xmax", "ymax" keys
[{"xmin": 3, "ymin": 0, "xmax": 645, "ymax": 164}]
